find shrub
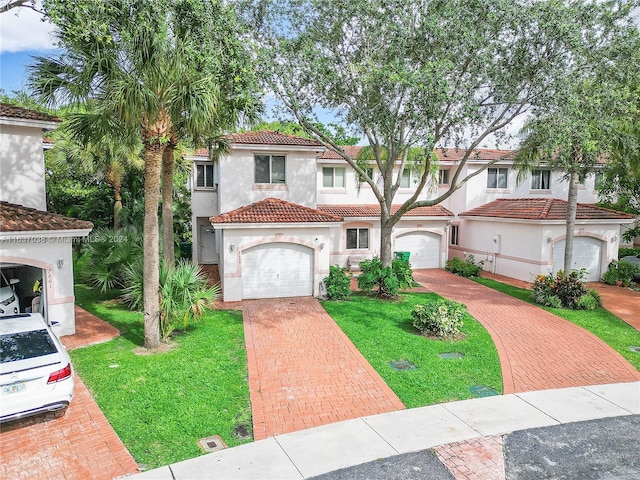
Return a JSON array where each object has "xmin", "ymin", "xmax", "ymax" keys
[
  {"xmin": 411, "ymin": 300, "xmax": 466, "ymax": 338},
  {"xmin": 357, "ymin": 257, "xmax": 413, "ymax": 298},
  {"xmin": 601, "ymin": 260, "xmax": 640, "ymax": 286},
  {"xmin": 324, "ymin": 265, "xmax": 351, "ymax": 300},
  {"xmin": 122, "ymin": 260, "xmax": 220, "ymax": 339},
  {"xmin": 531, "ymin": 270, "xmax": 588, "ymax": 309},
  {"xmin": 618, "ymin": 247, "xmax": 640, "ymax": 258},
  {"xmin": 576, "ymin": 293, "xmax": 598, "ymax": 311},
  {"xmin": 78, "ymin": 226, "xmax": 143, "ymax": 291},
  {"xmin": 445, "ymin": 255, "xmax": 484, "ymax": 278}
]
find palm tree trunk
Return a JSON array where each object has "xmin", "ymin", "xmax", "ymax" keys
[
  {"xmin": 113, "ymin": 178, "xmax": 123, "ymax": 230},
  {"xmin": 162, "ymin": 145, "xmax": 175, "ymax": 266},
  {"xmin": 143, "ymin": 144, "xmax": 163, "ymax": 349},
  {"xmin": 563, "ymin": 169, "xmax": 579, "ymax": 274}
]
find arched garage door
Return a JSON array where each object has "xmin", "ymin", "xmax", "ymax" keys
[
  {"xmin": 552, "ymin": 237, "xmax": 603, "ymax": 281},
  {"xmin": 394, "ymin": 232, "xmax": 441, "ymax": 269},
  {"xmin": 242, "ymin": 243, "xmax": 313, "ymax": 299}
]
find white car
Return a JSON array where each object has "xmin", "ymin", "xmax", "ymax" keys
[{"xmin": 0, "ymin": 313, "xmax": 74, "ymax": 423}]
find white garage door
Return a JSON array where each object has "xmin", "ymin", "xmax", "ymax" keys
[
  {"xmin": 552, "ymin": 237, "xmax": 602, "ymax": 281},
  {"xmin": 242, "ymin": 243, "xmax": 313, "ymax": 299},
  {"xmin": 394, "ymin": 232, "xmax": 441, "ymax": 269}
]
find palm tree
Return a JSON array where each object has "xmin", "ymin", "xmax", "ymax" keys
[
  {"xmin": 29, "ymin": 2, "xmax": 222, "ymax": 349},
  {"xmin": 48, "ymin": 115, "xmax": 143, "ymax": 229}
]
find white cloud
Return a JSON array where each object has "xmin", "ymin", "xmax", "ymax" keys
[{"xmin": 0, "ymin": 3, "xmax": 56, "ymax": 53}]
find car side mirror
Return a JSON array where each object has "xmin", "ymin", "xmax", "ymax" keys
[{"xmin": 9, "ymin": 278, "xmax": 19, "ymax": 286}]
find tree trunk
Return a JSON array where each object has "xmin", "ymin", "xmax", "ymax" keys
[
  {"xmin": 161, "ymin": 145, "xmax": 175, "ymax": 266},
  {"xmin": 379, "ymin": 214, "xmax": 395, "ymax": 267},
  {"xmin": 143, "ymin": 144, "xmax": 163, "ymax": 349},
  {"xmin": 113, "ymin": 180, "xmax": 123, "ymax": 230},
  {"xmin": 563, "ymin": 169, "xmax": 579, "ymax": 275}
]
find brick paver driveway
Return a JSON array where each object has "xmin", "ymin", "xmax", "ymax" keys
[
  {"xmin": 413, "ymin": 269, "xmax": 640, "ymax": 393},
  {"xmin": 0, "ymin": 307, "xmax": 139, "ymax": 480},
  {"xmin": 242, "ymin": 297, "xmax": 405, "ymax": 440}
]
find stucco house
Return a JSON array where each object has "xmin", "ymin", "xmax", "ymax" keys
[
  {"xmin": 0, "ymin": 103, "xmax": 93, "ymax": 335},
  {"xmin": 189, "ymin": 131, "xmax": 633, "ymax": 300}
]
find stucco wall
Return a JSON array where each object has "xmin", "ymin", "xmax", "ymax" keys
[
  {"xmin": 218, "ymin": 148, "xmax": 320, "ymax": 213},
  {"xmin": 0, "ymin": 124, "xmax": 47, "ymax": 210}
]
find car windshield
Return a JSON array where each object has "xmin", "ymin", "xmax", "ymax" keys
[{"xmin": 0, "ymin": 329, "xmax": 58, "ymax": 363}]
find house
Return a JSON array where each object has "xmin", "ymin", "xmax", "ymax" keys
[
  {"xmin": 0, "ymin": 104, "xmax": 93, "ymax": 336},
  {"xmin": 189, "ymin": 131, "xmax": 633, "ymax": 300}
]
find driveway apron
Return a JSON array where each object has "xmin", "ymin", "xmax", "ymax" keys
[
  {"xmin": 412, "ymin": 270, "xmax": 640, "ymax": 394},
  {"xmin": 242, "ymin": 297, "xmax": 405, "ymax": 440}
]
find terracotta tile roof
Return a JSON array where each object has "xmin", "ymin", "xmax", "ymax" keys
[
  {"xmin": 0, "ymin": 202, "xmax": 93, "ymax": 232},
  {"xmin": 460, "ymin": 198, "xmax": 636, "ymax": 220},
  {"xmin": 0, "ymin": 103, "xmax": 61, "ymax": 123},
  {"xmin": 227, "ymin": 131, "xmax": 323, "ymax": 147},
  {"xmin": 319, "ymin": 146, "xmax": 514, "ymax": 162},
  {"xmin": 318, "ymin": 204, "xmax": 454, "ymax": 218},
  {"xmin": 211, "ymin": 198, "xmax": 343, "ymax": 224}
]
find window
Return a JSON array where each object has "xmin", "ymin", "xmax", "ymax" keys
[
  {"xmin": 255, "ymin": 155, "xmax": 286, "ymax": 184},
  {"xmin": 323, "ymin": 167, "xmax": 345, "ymax": 188},
  {"xmin": 487, "ymin": 167, "xmax": 508, "ymax": 189},
  {"xmin": 346, "ymin": 228, "xmax": 369, "ymax": 249},
  {"xmin": 439, "ymin": 169, "xmax": 450, "ymax": 185},
  {"xmin": 357, "ymin": 167, "xmax": 374, "ymax": 183},
  {"xmin": 450, "ymin": 225, "xmax": 459, "ymax": 246},
  {"xmin": 400, "ymin": 168, "xmax": 411, "ymax": 188},
  {"xmin": 196, "ymin": 164, "xmax": 215, "ymax": 188},
  {"xmin": 531, "ymin": 169, "xmax": 551, "ymax": 190},
  {"xmin": 594, "ymin": 171, "xmax": 605, "ymax": 189}
]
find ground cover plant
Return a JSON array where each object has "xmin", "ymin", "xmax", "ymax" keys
[
  {"xmin": 322, "ymin": 292, "xmax": 502, "ymax": 407},
  {"xmin": 473, "ymin": 277, "xmax": 640, "ymax": 371},
  {"xmin": 72, "ymin": 285, "xmax": 251, "ymax": 469}
]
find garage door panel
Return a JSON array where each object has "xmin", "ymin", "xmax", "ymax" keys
[
  {"xmin": 242, "ymin": 243, "xmax": 313, "ymax": 299},
  {"xmin": 552, "ymin": 237, "xmax": 602, "ymax": 281},
  {"xmin": 395, "ymin": 232, "xmax": 440, "ymax": 269}
]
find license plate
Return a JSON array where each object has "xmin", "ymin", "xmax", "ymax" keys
[{"xmin": 2, "ymin": 382, "xmax": 26, "ymax": 395}]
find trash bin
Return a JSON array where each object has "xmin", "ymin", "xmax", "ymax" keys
[
  {"xmin": 394, "ymin": 251, "xmax": 410, "ymax": 262},
  {"xmin": 179, "ymin": 242, "xmax": 192, "ymax": 259}
]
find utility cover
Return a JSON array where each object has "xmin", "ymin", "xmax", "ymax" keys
[
  {"xmin": 389, "ymin": 360, "xmax": 417, "ymax": 371},
  {"xmin": 438, "ymin": 352, "xmax": 464, "ymax": 359},
  {"xmin": 469, "ymin": 385, "xmax": 499, "ymax": 397}
]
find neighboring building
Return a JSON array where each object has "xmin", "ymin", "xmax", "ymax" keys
[
  {"xmin": 189, "ymin": 131, "xmax": 633, "ymax": 300},
  {"xmin": 0, "ymin": 104, "xmax": 93, "ymax": 335}
]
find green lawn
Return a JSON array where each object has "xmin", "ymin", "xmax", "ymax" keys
[
  {"xmin": 322, "ymin": 292, "xmax": 502, "ymax": 408},
  {"xmin": 473, "ymin": 277, "xmax": 640, "ymax": 371},
  {"xmin": 72, "ymin": 285, "xmax": 252, "ymax": 470}
]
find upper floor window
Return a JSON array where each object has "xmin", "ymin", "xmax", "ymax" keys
[
  {"xmin": 400, "ymin": 168, "xmax": 411, "ymax": 188},
  {"xmin": 255, "ymin": 154, "xmax": 285, "ymax": 184},
  {"xmin": 531, "ymin": 169, "xmax": 551, "ymax": 190},
  {"xmin": 439, "ymin": 169, "xmax": 450, "ymax": 185},
  {"xmin": 594, "ymin": 171, "xmax": 605, "ymax": 189},
  {"xmin": 450, "ymin": 225, "xmax": 459, "ymax": 245},
  {"xmin": 487, "ymin": 167, "xmax": 508, "ymax": 189},
  {"xmin": 323, "ymin": 167, "xmax": 345, "ymax": 188},
  {"xmin": 346, "ymin": 228, "xmax": 369, "ymax": 249},
  {"xmin": 196, "ymin": 163, "xmax": 215, "ymax": 188},
  {"xmin": 357, "ymin": 166, "xmax": 374, "ymax": 183}
]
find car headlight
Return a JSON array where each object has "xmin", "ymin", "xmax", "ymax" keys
[{"xmin": 0, "ymin": 294, "xmax": 15, "ymax": 306}]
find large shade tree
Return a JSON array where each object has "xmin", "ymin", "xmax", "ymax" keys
[
  {"xmin": 29, "ymin": 0, "xmax": 241, "ymax": 348},
  {"xmin": 251, "ymin": 0, "xmax": 640, "ymax": 266}
]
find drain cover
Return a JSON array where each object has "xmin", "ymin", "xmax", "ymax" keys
[
  {"xmin": 629, "ymin": 346, "xmax": 640, "ymax": 353},
  {"xmin": 438, "ymin": 352, "xmax": 464, "ymax": 359},
  {"xmin": 389, "ymin": 360, "xmax": 417, "ymax": 371},
  {"xmin": 198, "ymin": 435, "xmax": 227, "ymax": 453},
  {"xmin": 469, "ymin": 385, "xmax": 499, "ymax": 397}
]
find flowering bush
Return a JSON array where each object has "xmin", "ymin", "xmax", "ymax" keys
[
  {"xmin": 411, "ymin": 300, "xmax": 466, "ymax": 338},
  {"xmin": 530, "ymin": 270, "xmax": 598, "ymax": 310}
]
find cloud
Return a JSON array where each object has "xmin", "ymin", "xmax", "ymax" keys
[{"xmin": 0, "ymin": 3, "xmax": 56, "ymax": 53}]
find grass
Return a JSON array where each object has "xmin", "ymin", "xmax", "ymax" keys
[
  {"xmin": 473, "ymin": 277, "xmax": 640, "ymax": 371},
  {"xmin": 72, "ymin": 284, "xmax": 252, "ymax": 470},
  {"xmin": 322, "ymin": 292, "xmax": 502, "ymax": 408}
]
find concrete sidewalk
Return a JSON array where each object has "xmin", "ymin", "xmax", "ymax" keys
[{"xmin": 130, "ymin": 381, "xmax": 639, "ymax": 480}]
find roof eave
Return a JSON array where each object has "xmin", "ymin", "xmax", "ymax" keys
[
  {"xmin": 211, "ymin": 221, "xmax": 341, "ymax": 229},
  {"xmin": 1, "ymin": 117, "xmax": 60, "ymax": 131},
  {"xmin": 0, "ymin": 228, "xmax": 93, "ymax": 238}
]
